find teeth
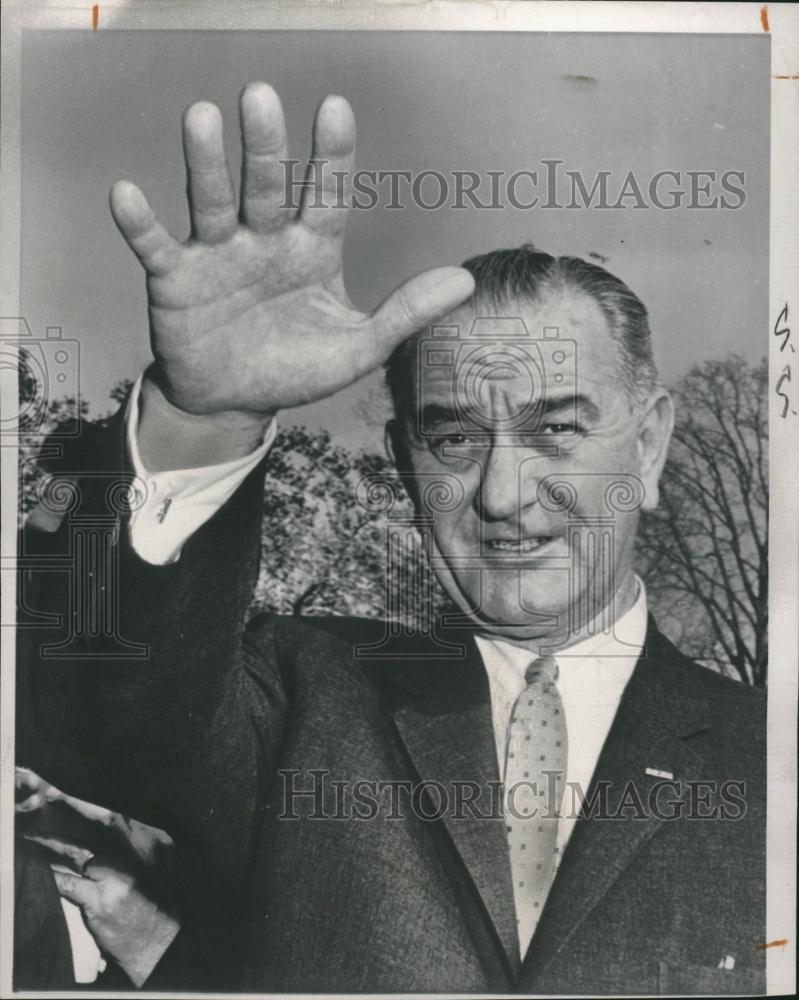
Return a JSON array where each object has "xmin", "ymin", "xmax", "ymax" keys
[{"xmin": 489, "ymin": 538, "xmax": 549, "ymax": 552}]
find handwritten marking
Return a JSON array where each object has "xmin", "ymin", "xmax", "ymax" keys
[
  {"xmin": 92, "ymin": 4, "xmax": 99, "ymax": 30},
  {"xmin": 760, "ymin": 6, "xmax": 769, "ymax": 32},
  {"xmin": 776, "ymin": 366, "xmax": 792, "ymax": 418},
  {"xmin": 774, "ymin": 304, "xmax": 796, "ymax": 417},
  {"xmin": 774, "ymin": 75, "xmax": 799, "ymax": 80},
  {"xmin": 775, "ymin": 304, "xmax": 790, "ymax": 351},
  {"xmin": 756, "ymin": 938, "xmax": 788, "ymax": 950}
]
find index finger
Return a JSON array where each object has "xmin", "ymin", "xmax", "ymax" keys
[
  {"xmin": 51, "ymin": 789, "xmax": 121, "ymax": 826},
  {"xmin": 18, "ymin": 786, "xmax": 131, "ymax": 858},
  {"xmin": 183, "ymin": 101, "xmax": 238, "ymax": 244}
]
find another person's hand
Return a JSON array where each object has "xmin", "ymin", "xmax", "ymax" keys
[
  {"xmin": 111, "ymin": 83, "xmax": 474, "ymax": 467},
  {"xmin": 16, "ymin": 767, "xmax": 179, "ymax": 988}
]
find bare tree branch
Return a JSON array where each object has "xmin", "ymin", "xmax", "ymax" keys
[{"xmin": 638, "ymin": 355, "xmax": 768, "ymax": 686}]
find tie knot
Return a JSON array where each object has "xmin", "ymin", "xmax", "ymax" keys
[{"xmin": 525, "ymin": 655, "xmax": 558, "ymax": 688}]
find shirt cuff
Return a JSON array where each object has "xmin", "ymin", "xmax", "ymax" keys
[{"xmin": 126, "ymin": 375, "xmax": 276, "ymax": 565}]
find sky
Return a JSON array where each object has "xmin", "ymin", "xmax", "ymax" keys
[{"xmin": 20, "ymin": 30, "xmax": 769, "ymax": 452}]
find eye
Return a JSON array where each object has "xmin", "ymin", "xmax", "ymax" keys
[
  {"xmin": 438, "ymin": 433, "xmax": 477, "ymax": 445},
  {"xmin": 541, "ymin": 422, "xmax": 581, "ymax": 435},
  {"xmin": 427, "ymin": 431, "xmax": 488, "ymax": 457}
]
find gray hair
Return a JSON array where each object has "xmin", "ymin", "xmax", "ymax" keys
[{"xmin": 385, "ymin": 243, "xmax": 659, "ymax": 425}]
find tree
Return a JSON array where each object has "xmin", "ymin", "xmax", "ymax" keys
[
  {"xmin": 17, "ymin": 348, "xmax": 90, "ymax": 522},
  {"xmin": 638, "ymin": 356, "xmax": 768, "ymax": 686},
  {"xmin": 252, "ymin": 426, "xmax": 448, "ymax": 628},
  {"xmin": 18, "ymin": 368, "xmax": 131, "ymax": 523}
]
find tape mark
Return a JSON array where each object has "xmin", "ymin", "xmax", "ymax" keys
[
  {"xmin": 756, "ymin": 938, "xmax": 788, "ymax": 950},
  {"xmin": 92, "ymin": 4, "xmax": 99, "ymax": 30},
  {"xmin": 760, "ymin": 6, "xmax": 769, "ymax": 32}
]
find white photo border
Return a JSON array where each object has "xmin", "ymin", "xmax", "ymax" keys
[{"xmin": 1, "ymin": 3, "xmax": 796, "ymax": 996}]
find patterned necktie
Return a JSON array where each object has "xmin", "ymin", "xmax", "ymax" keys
[{"xmin": 503, "ymin": 655, "xmax": 568, "ymax": 957}]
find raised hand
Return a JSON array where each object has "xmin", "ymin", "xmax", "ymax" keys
[{"xmin": 111, "ymin": 83, "xmax": 474, "ymax": 422}]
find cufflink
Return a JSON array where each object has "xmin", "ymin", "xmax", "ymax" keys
[{"xmin": 156, "ymin": 496, "xmax": 173, "ymax": 523}]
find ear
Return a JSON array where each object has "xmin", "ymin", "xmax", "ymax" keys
[
  {"xmin": 636, "ymin": 389, "xmax": 674, "ymax": 511},
  {"xmin": 384, "ymin": 419, "xmax": 400, "ymax": 469},
  {"xmin": 385, "ymin": 419, "xmax": 420, "ymax": 507}
]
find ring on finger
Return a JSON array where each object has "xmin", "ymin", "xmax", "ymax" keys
[{"xmin": 77, "ymin": 851, "xmax": 96, "ymax": 878}]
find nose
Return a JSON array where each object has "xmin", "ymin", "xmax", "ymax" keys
[{"xmin": 475, "ymin": 440, "xmax": 551, "ymax": 522}]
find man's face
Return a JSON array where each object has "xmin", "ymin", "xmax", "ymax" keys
[{"xmin": 389, "ymin": 291, "xmax": 671, "ymax": 644}]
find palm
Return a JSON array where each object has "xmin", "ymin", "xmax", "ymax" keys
[
  {"xmin": 147, "ymin": 224, "xmax": 362, "ymax": 413},
  {"xmin": 111, "ymin": 84, "xmax": 473, "ymax": 416}
]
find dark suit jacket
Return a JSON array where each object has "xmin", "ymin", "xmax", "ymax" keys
[
  {"xmin": 16, "ymin": 416, "xmax": 767, "ymax": 994},
  {"xmin": 13, "ymin": 839, "xmax": 75, "ymax": 991}
]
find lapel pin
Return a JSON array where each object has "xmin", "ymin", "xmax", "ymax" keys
[
  {"xmin": 717, "ymin": 955, "xmax": 736, "ymax": 970},
  {"xmin": 645, "ymin": 767, "xmax": 674, "ymax": 780}
]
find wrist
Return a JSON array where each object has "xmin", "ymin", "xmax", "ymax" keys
[
  {"xmin": 137, "ymin": 368, "xmax": 274, "ymax": 472},
  {"xmin": 119, "ymin": 908, "xmax": 181, "ymax": 988}
]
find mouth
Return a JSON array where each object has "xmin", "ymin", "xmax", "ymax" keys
[{"xmin": 485, "ymin": 536, "xmax": 559, "ymax": 556}]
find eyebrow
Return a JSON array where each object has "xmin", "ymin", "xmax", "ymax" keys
[{"xmin": 419, "ymin": 394, "xmax": 602, "ymax": 428}]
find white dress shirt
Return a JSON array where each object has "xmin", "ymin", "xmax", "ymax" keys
[
  {"xmin": 126, "ymin": 375, "xmax": 275, "ymax": 565},
  {"xmin": 475, "ymin": 585, "xmax": 647, "ymax": 861}
]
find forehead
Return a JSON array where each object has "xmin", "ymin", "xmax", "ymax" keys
[{"xmin": 415, "ymin": 291, "xmax": 620, "ymax": 399}]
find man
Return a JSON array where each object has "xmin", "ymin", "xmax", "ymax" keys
[{"xmin": 17, "ymin": 83, "xmax": 765, "ymax": 994}]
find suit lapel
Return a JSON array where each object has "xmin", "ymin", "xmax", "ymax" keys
[
  {"xmin": 373, "ymin": 619, "xmax": 712, "ymax": 987},
  {"xmin": 384, "ymin": 636, "xmax": 521, "ymax": 974},
  {"xmin": 519, "ymin": 621, "xmax": 710, "ymax": 985}
]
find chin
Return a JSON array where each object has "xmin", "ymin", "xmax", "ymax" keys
[{"xmin": 452, "ymin": 570, "xmax": 572, "ymax": 636}]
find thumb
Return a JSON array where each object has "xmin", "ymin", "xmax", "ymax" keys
[
  {"xmin": 370, "ymin": 267, "xmax": 475, "ymax": 351},
  {"xmin": 53, "ymin": 870, "xmax": 99, "ymax": 911}
]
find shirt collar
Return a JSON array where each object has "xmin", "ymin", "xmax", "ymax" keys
[
  {"xmin": 477, "ymin": 576, "xmax": 649, "ymax": 682},
  {"xmin": 556, "ymin": 576, "xmax": 648, "ymax": 661}
]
